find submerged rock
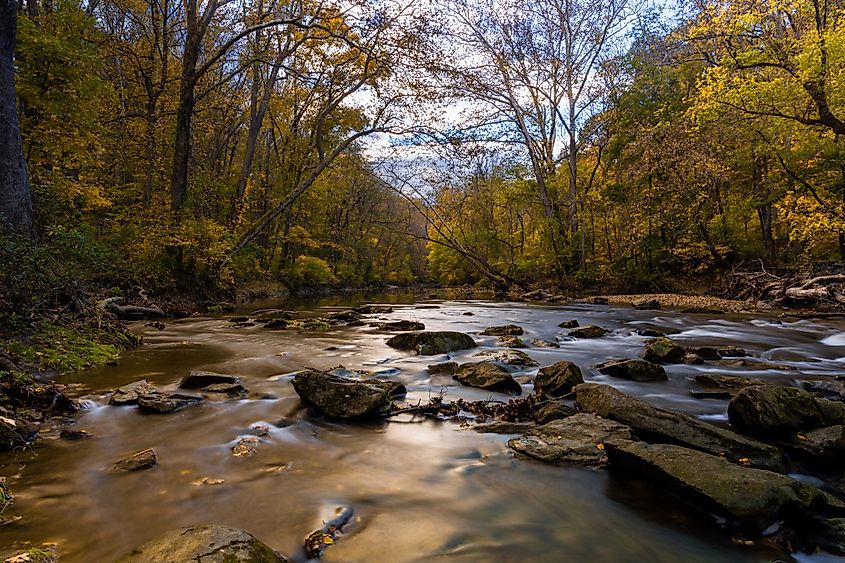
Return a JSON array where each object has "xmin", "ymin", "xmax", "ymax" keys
[
  {"xmin": 642, "ymin": 337, "xmax": 685, "ymax": 364},
  {"xmin": 594, "ymin": 359, "xmax": 667, "ymax": 382},
  {"xmin": 509, "ymin": 413, "xmax": 635, "ymax": 466},
  {"xmin": 117, "ymin": 525, "xmax": 286, "ymax": 562},
  {"xmin": 534, "ymin": 361, "xmax": 583, "ymax": 397},
  {"xmin": 109, "ymin": 379, "xmax": 154, "ymax": 405},
  {"xmin": 114, "ymin": 448, "xmax": 157, "ymax": 471},
  {"xmin": 386, "ymin": 331, "xmax": 476, "ymax": 355},
  {"xmin": 481, "ymin": 324, "xmax": 524, "ymax": 336},
  {"xmin": 529, "ymin": 339, "xmax": 560, "ymax": 348},
  {"xmin": 575, "ymin": 383, "xmax": 786, "ymax": 472},
  {"xmin": 605, "ymin": 441, "xmax": 843, "ymax": 536},
  {"xmin": 137, "ymin": 392, "xmax": 202, "ymax": 414},
  {"xmin": 568, "ymin": 325, "xmax": 608, "ymax": 339},
  {"xmin": 454, "ymin": 362, "xmax": 522, "ymax": 394},
  {"xmin": 728, "ymin": 386, "xmax": 827, "ymax": 437},
  {"xmin": 474, "ymin": 349, "xmax": 539, "ymax": 368},
  {"xmin": 718, "ymin": 346, "xmax": 748, "ymax": 358},
  {"xmin": 291, "ymin": 370, "xmax": 392, "ymax": 419},
  {"xmin": 428, "ymin": 362, "xmax": 459, "ymax": 375}
]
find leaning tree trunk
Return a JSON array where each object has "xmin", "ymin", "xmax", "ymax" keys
[{"xmin": 0, "ymin": 0, "xmax": 35, "ymax": 239}]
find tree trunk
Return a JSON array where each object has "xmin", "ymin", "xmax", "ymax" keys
[
  {"xmin": 170, "ymin": 15, "xmax": 200, "ymax": 214},
  {"xmin": 753, "ymin": 154, "xmax": 775, "ymax": 261},
  {"xmin": 0, "ymin": 0, "xmax": 35, "ymax": 239}
]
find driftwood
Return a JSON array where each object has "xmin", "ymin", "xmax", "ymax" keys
[
  {"xmin": 722, "ymin": 263, "xmax": 845, "ymax": 309},
  {"xmin": 99, "ymin": 297, "xmax": 167, "ymax": 320}
]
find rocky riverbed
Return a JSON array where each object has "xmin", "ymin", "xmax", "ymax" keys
[{"xmin": 3, "ymin": 295, "xmax": 845, "ymax": 561}]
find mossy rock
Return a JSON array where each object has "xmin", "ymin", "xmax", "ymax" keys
[
  {"xmin": 117, "ymin": 525, "xmax": 285, "ymax": 562},
  {"xmin": 386, "ymin": 331, "xmax": 476, "ymax": 355}
]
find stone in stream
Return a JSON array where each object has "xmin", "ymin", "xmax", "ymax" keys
[
  {"xmin": 254, "ymin": 309, "xmax": 294, "ymax": 322},
  {"xmin": 179, "ymin": 371, "xmax": 242, "ymax": 390},
  {"xmin": 592, "ymin": 297, "xmax": 609, "ymax": 305},
  {"xmin": 720, "ymin": 358, "xmax": 797, "ymax": 370},
  {"xmin": 718, "ymin": 346, "xmax": 748, "ymax": 357},
  {"xmin": 327, "ymin": 310, "xmax": 362, "ymax": 324},
  {"xmin": 291, "ymin": 370, "xmax": 392, "ymax": 419},
  {"xmin": 264, "ymin": 319, "xmax": 288, "ymax": 330},
  {"xmin": 453, "ymin": 362, "xmax": 522, "ymax": 395},
  {"xmin": 117, "ymin": 525, "xmax": 286, "ymax": 562},
  {"xmin": 0, "ymin": 416, "xmax": 38, "ymax": 450},
  {"xmin": 362, "ymin": 379, "xmax": 407, "ymax": 398},
  {"xmin": 386, "ymin": 331, "xmax": 476, "ymax": 355},
  {"xmin": 109, "ymin": 379, "xmax": 154, "ymax": 405},
  {"xmin": 686, "ymin": 346, "xmax": 721, "ymax": 360},
  {"xmin": 480, "ymin": 324, "xmax": 524, "ymax": 336},
  {"xmin": 727, "ymin": 385, "xmax": 835, "ymax": 437},
  {"xmin": 474, "ymin": 349, "xmax": 539, "ymax": 368},
  {"xmin": 352, "ymin": 304, "xmax": 393, "ymax": 314},
  {"xmin": 780, "ymin": 425, "xmax": 845, "ymax": 466},
  {"xmin": 594, "ymin": 359, "xmax": 667, "ymax": 382},
  {"xmin": 428, "ymin": 362, "xmax": 459, "ymax": 375},
  {"xmin": 642, "ymin": 337, "xmax": 685, "ymax": 364},
  {"xmin": 575, "ymin": 383, "xmax": 786, "ymax": 472},
  {"xmin": 473, "ymin": 421, "xmax": 535, "ymax": 434},
  {"xmin": 804, "ymin": 379, "xmax": 845, "ymax": 402},
  {"xmin": 567, "ymin": 325, "xmax": 608, "ymax": 339},
  {"xmin": 635, "ymin": 328, "xmax": 665, "ymax": 337},
  {"xmin": 634, "ymin": 299, "xmax": 660, "ymax": 310},
  {"xmin": 374, "ymin": 320, "xmax": 425, "ymax": 331},
  {"xmin": 509, "ymin": 413, "xmax": 635, "ymax": 467},
  {"xmin": 529, "ymin": 339, "xmax": 560, "ymax": 348},
  {"xmin": 228, "ymin": 316, "xmax": 250, "ymax": 323},
  {"xmin": 604, "ymin": 441, "xmax": 845, "ymax": 537},
  {"xmin": 137, "ymin": 392, "xmax": 202, "ymax": 414},
  {"xmin": 113, "ymin": 448, "xmax": 157, "ymax": 471},
  {"xmin": 558, "ymin": 320, "xmax": 579, "ymax": 329},
  {"xmin": 498, "ymin": 335, "xmax": 526, "ymax": 348},
  {"xmin": 534, "ymin": 402, "xmax": 576, "ymax": 424},
  {"xmin": 683, "ymin": 353, "xmax": 704, "ymax": 365},
  {"xmin": 534, "ymin": 361, "xmax": 583, "ymax": 397}
]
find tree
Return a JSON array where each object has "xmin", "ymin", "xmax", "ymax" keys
[{"xmin": 0, "ymin": 0, "xmax": 35, "ymax": 239}]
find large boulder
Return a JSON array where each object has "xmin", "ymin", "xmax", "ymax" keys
[
  {"xmin": 386, "ymin": 331, "xmax": 476, "ymax": 355},
  {"xmin": 594, "ymin": 359, "xmax": 667, "ymax": 382},
  {"xmin": 534, "ymin": 361, "xmax": 583, "ymax": 397},
  {"xmin": 291, "ymin": 370, "xmax": 392, "ymax": 419},
  {"xmin": 642, "ymin": 337, "xmax": 685, "ymax": 364},
  {"xmin": 575, "ymin": 383, "xmax": 785, "ymax": 472},
  {"xmin": 509, "ymin": 413, "xmax": 635, "ymax": 466},
  {"xmin": 109, "ymin": 380, "xmax": 154, "ymax": 405},
  {"xmin": 728, "ymin": 386, "xmax": 827, "ymax": 437},
  {"xmin": 568, "ymin": 325, "xmax": 608, "ymax": 338},
  {"xmin": 480, "ymin": 325, "xmax": 523, "ymax": 336},
  {"xmin": 454, "ymin": 362, "xmax": 522, "ymax": 395},
  {"xmin": 605, "ymin": 441, "xmax": 843, "ymax": 535},
  {"xmin": 117, "ymin": 525, "xmax": 286, "ymax": 562}
]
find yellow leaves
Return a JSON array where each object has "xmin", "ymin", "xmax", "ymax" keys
[
  {"xmin": 738, "ymin": 457, "xmax": 751, "ymax": 466},
  {"xmin": 596, "ymin": 443, "xmax": 605, "ymax": 451}
]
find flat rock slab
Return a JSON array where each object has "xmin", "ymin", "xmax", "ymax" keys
[
  {"xmin": 480, "ymin": 325, "xmax": 524, "ymax": 336},
  {"xmin": 473, "ymin": 421, "xmax": 535, "ymax": 434},
  {"xmin": 568, "ymin": 325, "xmax": 608, "ymax": 338},
  {"xmin": 291, "ymin": 370, "xmax": 392, "ymax": 419},
  {"xmin": 575, "ymin": 383, "xmax": 786, "ymax": 472},
  {"xmin": 109, "ymin": 380, "xmax": 154, "ymax": 405},
  {"xmin": 605, "ymin": 441, "xmax": 842, "ymax": 535},
  {"xmin": 374, "ymin": 320, "xmax": 425, "ymax": 331},
  {"xmin": 386, "ymin": 331, "xmax": 476, "ymax": 355},
  {"xmin": 137, "ymin": 392, "xmax": 202, "ymax": 414},
  {"xmin": 509, "ymin": 413, "xmax": 635, "ymax": 466},
  {"xmin": 595, "ymin": 359, "xmax": 667, "ymax": 382},
  {"xmin": 179, "ymin": 371, "xmax": 242, "ymax": 390},
  {"xmin": 454, "ymin": 362, "xmax": 522, "ymax": 395},
  {"xmin": 117, "ymin": 525, "xmax": 286, "ymax": 562}
]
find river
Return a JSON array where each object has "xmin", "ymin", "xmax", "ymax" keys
[{"xmin": 3, "ymin": 295, "xmax": 845, "ymax": 561}]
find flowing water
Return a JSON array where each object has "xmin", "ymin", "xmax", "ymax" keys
[{"xmin": 3, "ymin": 296, "xmax": 845, "ymax": 562}]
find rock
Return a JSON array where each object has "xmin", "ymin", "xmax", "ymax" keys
[
  {"xmin": 728, "ymin": 386, "xmax": 826, "ymax": 437},
  {"xmin": 352, "ymin": 305, "xmax": 393, "ymax": 314},
  {"xmin": 681, "ymin": 307, "xmax": 726, "ymax": 314},
  {"xmin": 264, "ymin": 319, "xmax": 288, "ymax": 330},
  {"xmin": 718, "ymin": 346, "xmax": 748, "ymax": 357},
  {"xmin": 386, "ymin": 331, "xmax": 477, "ymax": 355},
  {"xmin": 202, "ymin": 382, "xmax": 247, "ymax": 395},
  {"xmin": 232, "ymin": 436, "xmax": 260, "ymax": 457},
  {"xmin": 117, "ymin": 525, "xmax": 286, "ymax": 562},
  {"xmin": 114, "ymin": 448, "xmax": 157, "ymax": 471},
  {"xmin": 228, "ymin": 316, "xmax": 250, "ymax": 323},
  {"xmin": 362, "ymin": 379, "xmax": 407, "ymax": 398},
  {"xmin": 454, "ymin": 362, "xmax": 522, "ymax": 394},
  {"xmin": 643, "ymin": 337, "xmax": 685, "ymax": 364},
  {"xmin": 594, "ymin": 359, "xmax": 667, "ymax": 382},
  {"xmin": 693, "ymin": 373, "xmax": 765, "ymax": 391},
  {"xmin": 804, "ymin": 380, "xmax": 845, "ymax": 402},
  {"xmin": 109, "ymin": 379, "xmax": 154, "ymax": 405},
  {"xmin": 534, "ymin": 361, "xmax": 584, "ymax": 397},
  {"xmin": 0, "ymin": 417, "xmax": 38, "ymax": 450},
  {"xmin": 523, "ymin": 289, "xmax": 553, "ymax": 301},
  {"xmin": 291, "ymin": 370, "xmax": 392, "ymax": 419},
  {"xmin": 206, "ymin": 302, "xmax": 235, "ymax": 313},
  {"xmin": 179, "ymin": 371, "xmax": 241, "ymax": 390},
  {"xmin": 604, "ymin": 441, "xmax": 840, "ymax": 535},
  {"xmin": 683, "ymin": 353, "xmax": 704, "ymax": 365},
  {"xmin": 575, "ymin": 383, "xmax": 786, "ymax": 472},
  {"xmin": 60, "ymin": 429, "xmax": 90, "ymax": 440},
  {"xmin": 328, "ymin": 310, "xmax": 362, "ymax": 323},
  {"xmin": 592, "ymin": 297, "xmax": 609, "ymax": 305},
  {"xmin": 529, "ymin": 339, "xmax": 560, "ymax": 348},
  {"xmin": 719, "ymin": 358, "xmax": 797, "ymax": 370},
  {"xmin": 509, "ymin": 413, "xmax": 635, "ymax": 466},
  {"xmin": 498, "ymin": 335, "xmax": 526, "ymax": 348},
  {"xmin": 137, "ymin": 392, "xmax": 202, "ymax": 414},
  {"xmin": 473, "ymin": 421, "xmax": 535, "ymax": 434},
  {"xmin": 801, "ymin": 516, "xmax": 845, "ymax": 555},
  {"xmin": 781, "ymin": 425, "xmax": 845, "ymax": 466},
  {"xmin": 254, "ymin": 309, "xmax": 294, "ymax": 322},
  {"xmin": 635, "ymin": 328, "xmax": 665, "ymax": 337},
  {"xmin": 375, "ymin": 320, "xmax": 425, "ymax": 331},
  {"xmin": 687, "ymin": 346, "xmax": 721, "ymax": 360},
  {"xmin": 534, "ymin": 402, "xmax": 576, "ymax": 424},
  {"xmin": 480, "ymin": 324, "xmax": 524, "ymax": 336},
  {"xmin": 634, "ymin": 299, "xmax": 660, "ymax": 310},
  {"xmin": 558, "ymin": 320, "xmax": 579, "ymax": 329},
  {"xmin": 428, "ymin": 362, "xmax": 459, "ymax": 375},
  {"xmin": 462, "ymin": 311, "xmax": 475, "ymax": 316},
  {"xmin": 568, "ymin": 325, "xmax": 608, "ymax": 338},
  {"xmin": 474, "ymin": 349, "xmax": 539, "ymax": 368}
]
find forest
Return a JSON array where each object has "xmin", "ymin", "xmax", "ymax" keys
[{"xmin": 3, "ymin": 0, "xmax": 845, "ymax": 319}]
